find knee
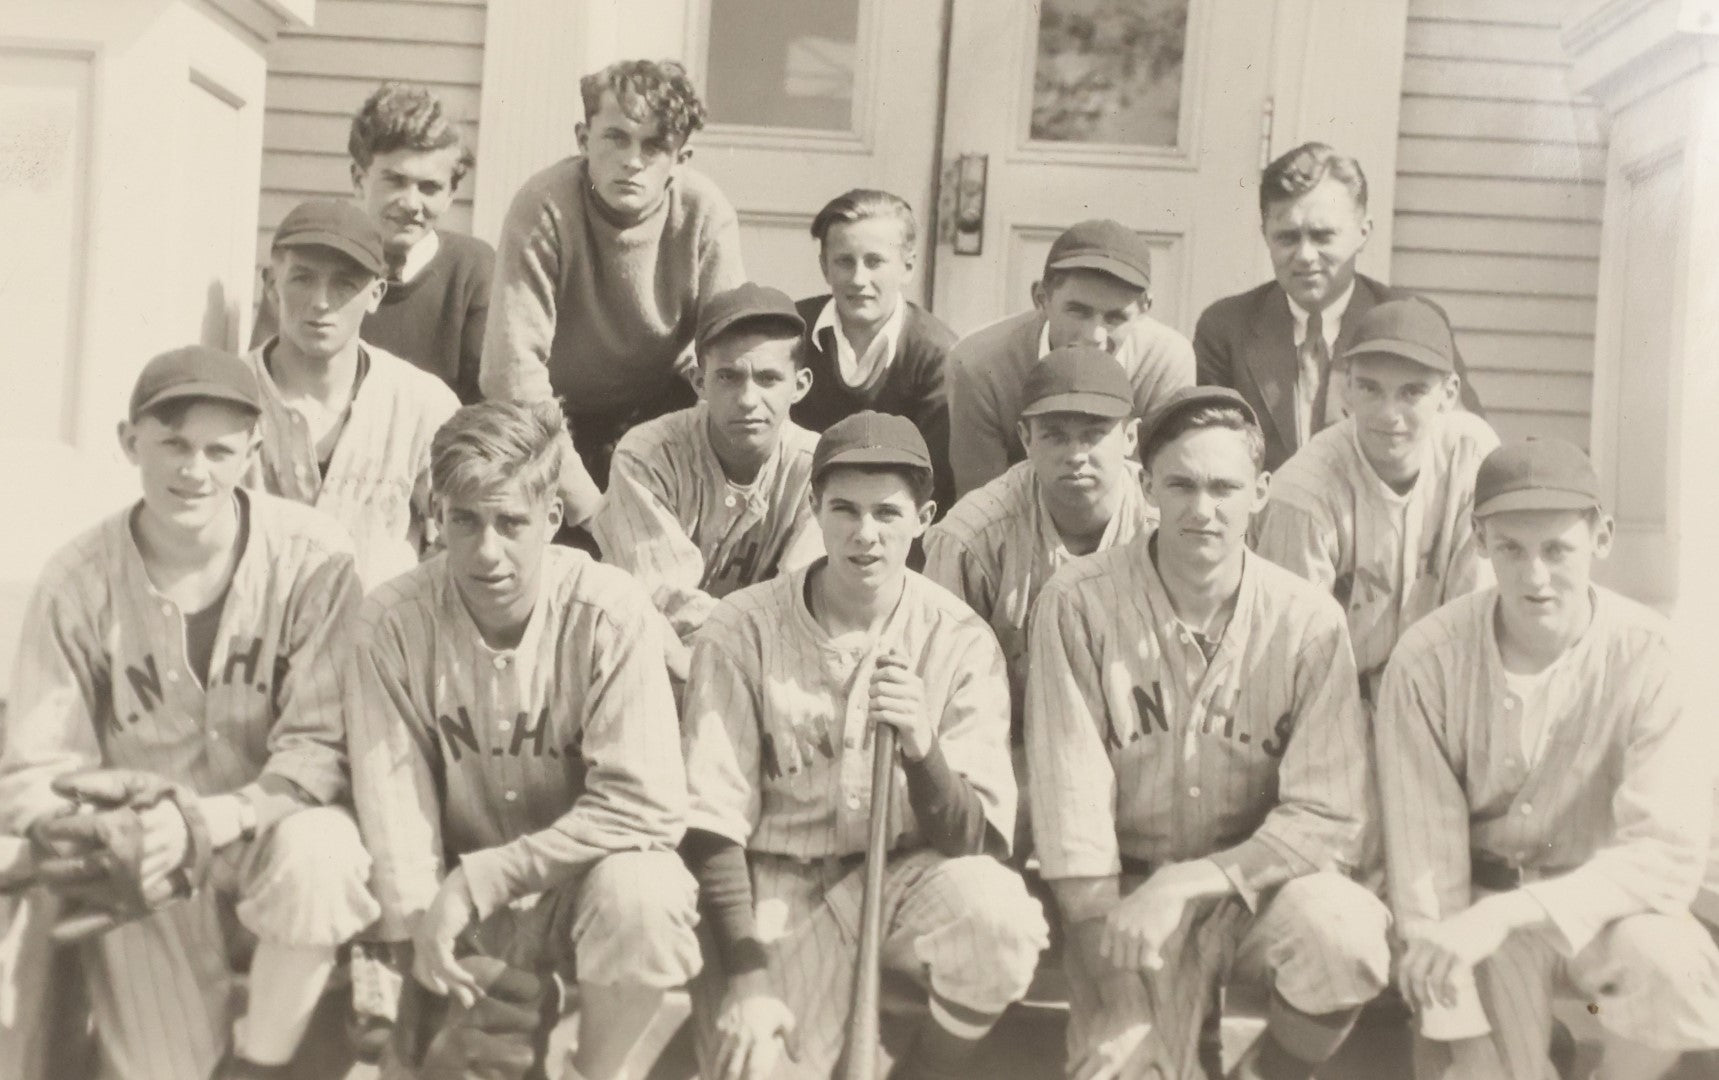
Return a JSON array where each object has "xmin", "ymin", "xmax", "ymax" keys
[
  {"xmin": 1601, "ymin": 915, "xmax": 1719, "ymax": 1008},
  {"xmin": 1272, "ymin": 874, "xmax": 1392, "ymax": 992},
  {"xmin": 239, "ymin": 807, "xmax": 378, "ymax": 946},
  {"xmin": 918, "ymin": 857, "xmax": 1048, "ymax": 999},
  {"xmin": 570, "ymin": 850, "xmax": 700, "ymax": 989}
]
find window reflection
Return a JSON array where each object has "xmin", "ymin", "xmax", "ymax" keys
[
  {"xmin": 1030, "ymin": 0, "xmax": 1189, "ymax": 147},
  {"xmin": 706, "ymin": 0, "xmax": 860, "ymax": 133}
]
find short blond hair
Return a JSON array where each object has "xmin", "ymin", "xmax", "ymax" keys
[{"xmin": 430, "ymin": 400, "xmax": 565, "ymax": 506}]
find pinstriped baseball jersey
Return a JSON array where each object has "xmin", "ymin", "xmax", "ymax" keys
[
  {"xmin": 1253, "ymin": 411, "xmax": 1498, "ymax": 701},
  {"xmin": 1375, "ymin": 587, "xmax": 1709, "ymax": 954},
  {"xmin": 245, "ymin": 342, "xmax": 458, "ymax": 588},
  {"xmin": 0, "ymin": 489, "xmax": 359, "ymax": 834},
  {"xmin": 589, "ymin": 403, "xmax": 822, "ymax": 641},
  {"xmin": 682, "ymin": 566, "xmax": 1016, "ymax": 859},
  {"xmin": 923, "ymin": 459, "xmax": 1156, "ymax": 720},
  {"xmin": 1026, "ymin": 535, "xmax": 1370, "ymax": 903},
  {"xmin": 347, "ymin": 545, "xmax": 687, "ymax": 938}
]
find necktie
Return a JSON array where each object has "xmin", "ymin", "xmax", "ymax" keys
[{"xmin": 1297, "ymin": 309, "xmax": 1329, "ymax": 445}]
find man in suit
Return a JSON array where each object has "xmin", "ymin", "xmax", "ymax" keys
[{"xmin": 1194, "ymin": 142, "xmax": 1482, "ymax": 471}]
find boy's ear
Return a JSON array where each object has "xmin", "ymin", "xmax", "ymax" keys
[
  {"xmin": 1030, "ymin": 279, "xmax": 1048, "ymax": 313},
  {"xmin": 792, "ymin": 365, "xmax": 813, "ymax": 404},
  {"xmin": 349, "ymin": 161, "xmax": 366, "ymax": 194},
  {"xmin": 574, "ymin": 122, "xmax": 589, "ymax": 152},
  {"xmin": 117, "ymin": 420, "xmax": 139, "ymax": 464}
]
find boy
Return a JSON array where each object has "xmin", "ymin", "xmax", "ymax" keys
[
  {"xmin": 946, "ymin": 218, "xmax": 1193, "ymax": 497},
  {"xmin": 592, "ymin": 283, "xmax": 822, "ymax": 678},
  {"xmin": 795, "ymin": 189, "xmax": 958, "ymax": 511},
  {"xmin": 679, "ymin": 412, "xmax": 1047, "ymax": 1080},
  {"xmin": 1253, "ymin": 298, "xmax": 1499, "ymax": 703},
  {"xmin": 247, "ymin": 197, "xmax": 459, "ymax": 589},
  {"xmin": 1027, "ymin": 387, "xmax": 1389, "ymax": 1080},
  {"xmin": 482, "ymin": 58, "xmax": 746, "ymax": 528},
  {"xmin": 348, "ymin": 400, "xmax": 699, "ymax": 1080},
  {"xmin": 0, "ymin": 345, "xmax": 377, "ymax": 1080},
  {"xmin": 252, "ymin": 82, "xmax": 492, "ymax": 404},
  {"xmin": 925, "ymin": 344, "xmax": 1156, "ymax": 738},
  {"xmin": 1376, "ymin": 440, "xmax": 1719, "ymax": 1079}
]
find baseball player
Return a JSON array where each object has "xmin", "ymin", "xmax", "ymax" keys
[
  {"xmin": 1253, "ymin": 298, "xmax": 1499, "ymax": 705},
  {"xmin": 591, "ymin": 283, "xmax": 822, "ymax": 677},
  {"xmin": 0, "ymin": 346, "xmax": 377, "ymax": 1080},
  {"xmin": 1026, "ymin": 386, "xmax": 1390, "ymax": 1080},
  {"xmin": 1375, "ymin": 439, "xmax": 1719, "ymax": 1080},
  {"xmin": 347, "ymin": 399, "xmax": 700, "ymax": 1080},
  {"xmin": 247, "ymin": 197, "xmax": 459, "ymax": 589},
  {"xmin": 925, "ymin": 343, "xmax": 1156, "ymax": 734},
  {"xmin": 679, "ymin": 411, "xmax": 1048, "ymax": 1080}
]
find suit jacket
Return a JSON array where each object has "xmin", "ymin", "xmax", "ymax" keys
[{"xmin": 1193, "ymin": 274, "xmax": 1484, "ymax": 472}]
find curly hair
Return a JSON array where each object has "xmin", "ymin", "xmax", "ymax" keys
[
  {"xmin": 348, "ymin": 82, "xmax": 475, "ymax": 189},
  {"xmin": 810, "ymin": 189, "xmax": 917, "ymax": 254},
  {"xmin": 430, "ymin": 400, "xmax": 567, "ymax": 508},
  {"xmin": 1258, "ymin": 142, "xmax": 1368, "ymax": 219},
  {"xmin": 579, "ymin": 59, "xmax": 707, "ymax": 148}
]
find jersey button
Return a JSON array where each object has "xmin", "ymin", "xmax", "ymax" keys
[
  {"xmin": 1504, "ymin": 698, "xmax": 1516, "ymax": 711},
  {"xmin": 504, "ymin": 790, "xmax": 518, "ymax": 803},
  {"xmin": 493, "ymin": 656, "xmax": 509, "ymax": 670},
  {"xmin": 1188, "ymin": 786, "xmax": 1201, "ymax": 799},
  {"xmin": 724, "ymin": 495, "xmax": 737, "ymax": 508},
  {"xmin": 845, "ymin": 794, "xmax": 861, "ymax": 810},
  {"xmin": 165, "ymin": 671, "xmax": 179, "ymax": 684},
  {"xmin": 1519, "ymin": 803, "xmax": 1533, "ymax": 815},
  {"xmin": 498, "ymin": 720, "xmax": 511, "ymax": 732},
  {"xmin": 160, "ymin": 603, "xmax": 173, "ymax": 617}
]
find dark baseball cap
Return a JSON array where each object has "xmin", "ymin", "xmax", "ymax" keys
[
  {"xmin": 1343, "ymin": 298, "xmax": 1457, "ymax": 374},
  {"xmin": 271, "ymin": 198, "xmax": 387, "ymax": 277},
  {"xmin": 129, "ymin": 345, "xmax": 261, "ymax": 422},
  {"xmin": 1139, "ymin": 385, "xmax": 1259, "ymax": 464},
  {"xmin": 811, "ymin": 410, "xmax": 931, "ymax": 482},
  {"xmin": 1021, "ymin": 345, "xmax": 1134, "ymax": 420},
  {"xmin": 1045, "ymin": 219, "xmax": 1152, "ymax": 291},
  {"xmin": 697, "ymin": 283, "xmax": 806, "ymax": 352},
  {"xmin": 1473, "ymin": 439, "xmax": 1602, "ymax": 517}
]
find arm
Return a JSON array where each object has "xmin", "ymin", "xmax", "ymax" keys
[
  {"xmin": 241, "ymin": 551, "xmax": 364, "ymax": 827},
  {"xmin": 920, "ymin": 528, "xmax": 998, "ymax": 627},
  {"xmin": 909, "ymin": 349, "xmax": 957, "ymax": 516},
  {"xmin": 0, "ymin": 580, "xmax": 105, "ymax": 835},
  {"xmin": 912, "ymin": 629, "xmax": 1015, "ymax": 855},
  {"xmin": 589, "ymin": 444, "xmax": 716, "ymax": 642},
  {"xmin": 455, "ymin": 244, "xmax": 493, "ymax": 405},
  {"xmin": 1250, "ymin": 497, "xmax": 1340, "ymax": 592},
  {"xmin": 946, "ymin": 351, "xmax": 1012, "ymax": 499},
  {"xmin": 459, "ymin": 598, "xmax": 687, "ymax": 919},
  {"xmin": 346, "ymin": 609, "xmax": 447, "ymax": 941},
  {"xmin": 1374, "ymin": 647, "xmax": 1472, "ymax": 935},
  {"xmin": 1121, "ymin": 319, "xmax": 1196, "ymax": 418},
  {"xmin": 1207, "ymin": 611, "xmax": 1370, "ymax": 909},
  {"xmin": 681, "ymin": 625, "xmax": 765, "ymax": 850},
  {"xmin": 1520, "ymin": 645, "xmax": 1709, "ymax": 952}
]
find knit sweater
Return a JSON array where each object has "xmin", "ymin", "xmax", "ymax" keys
[
  {"xmin": 792, "ymin": 295, "xmax": 958, "ymax": 512},
  {"xmin": 251, "ymin": 230, "xmax": 493, "ymax": 405},
  {"xmin": 480, "ymin": 156, "xmax": 745, "ymax": 416}
]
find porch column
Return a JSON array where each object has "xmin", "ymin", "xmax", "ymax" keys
[{"xmin": 1562, "ymin": 1, "xmax": 1719, "ymax": 652}]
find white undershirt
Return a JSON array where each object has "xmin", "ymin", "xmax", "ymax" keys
[
  {"xmin": 1288, "ymin": 279, "xmax": 1356, "ymax": 353},
  {"xmin": 393, "ymin": 229, "xmax": 440, "ymax": 285},
  {"xmin": 814, "ymin": 296, "xmax": 906, "ymax": 390},
  {"xmin": 1503, "ymin": 662, "xmax": 1561, "ymax": 767}
]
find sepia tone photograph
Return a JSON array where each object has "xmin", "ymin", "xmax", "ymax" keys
[{"xmin": 0, "ymin": 0, "xmax": 1715, "ymax": 1078}]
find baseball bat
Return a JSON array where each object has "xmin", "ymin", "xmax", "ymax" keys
[{"xmin": 842, "ymin": 721, "xmax": 898, "ymax": 1080}]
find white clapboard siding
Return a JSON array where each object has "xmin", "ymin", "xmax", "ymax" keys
[
  {"xmin": 254, "ymin": 0, "xmax": 487, "ymax": 269},
  {"xmin": 1392, "ymin": 0, "xmax": 1603, "ymax": 448}
]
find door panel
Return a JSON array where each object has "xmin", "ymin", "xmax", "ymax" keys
[
  {"xmin": 687, "ymin": 0, "xmax": 945, "ymax": 303},
  {"xmin": 933, "ymin": 0, "xmax": 1277, "ymax": 338}
]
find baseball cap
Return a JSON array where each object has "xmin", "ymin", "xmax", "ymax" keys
[
  {"xmin": 1021, "ymin": 345, "xmax": 1134, "ymax": 420},
  {"xmin": 697, "ymin": 283, "xmax": 806, "ymax": 353},
  {"xmin": 811, "ymin": 410, "xmax": 931, "ymax": 482},
  {"xmin": 271, "ymin": 198, "xmax": 387, "ymax": 278},
  {"xmin": 1343, "ymin": 298, "xmax": 1457, "ymax": 374},
  {"xmin": 1139, "ymin": 385, "xmax": 1259, "ymax": 464},
  {"xmin": 1472, "ymin": 439, "xmax": 1602, "ymax": 517},
  {"xmin": 1045, "ymin": 219, "xmax": 1152, "ymax": 291},
  {"xmin": 129, "ymin": 345, "xmax": 261, "ymax": 422}
]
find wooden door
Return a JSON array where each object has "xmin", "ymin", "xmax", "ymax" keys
[{"xmin": 931, "ymin": 0, "xmax": 1279, "ymax": 338}]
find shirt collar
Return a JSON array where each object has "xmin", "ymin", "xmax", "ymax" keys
[
  {"xmin": 1287, "ymin": 278, "xmax": 1357, "ymax": 346},
  {"xmin": 1036, "ymin": 319, "xmax": 1053, "ymax": 360},
  {"xmin": 392, "ymin": 229, "xmax": 440, "ymax": 285},
  {"xmin": 816, "ymin": 295, "xmax": 907, "ymax": 385}
]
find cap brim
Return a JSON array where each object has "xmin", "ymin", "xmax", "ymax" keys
[
  {"xmin": 274, "ymin": 231, "xmax": 385, "ymax": 276},
  {"xmin": 1345, "ymin": 337, "xmax": 1455, "ymax": 373},
  {"xmin": 133, "ymin": 382, "xmax": 260, "ymax": 420},
  {"xmin": 1020, "ymin": 392, "xmax": 1132, "ymax": 420},
  {"xmin": 813, "ymin": 447, "xmax": 932, "ymax": 478},
  {"xmin": 1474, "ymin": 489, "xmax": 1601, "ymax": 517},
  {"xmin": 1046, "ymin": 254, "xmax": 1149, "ymax": 290},
  {"xmin": 698, "ymin": 310, "xmax": 806, "ymax": 351}
]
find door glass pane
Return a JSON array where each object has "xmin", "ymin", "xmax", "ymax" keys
[
  {"xmin": 706, "ymin": 0, "xmax": 860, "ymax": 132},
  {"xmin": 1030, "ymin": 0, "xmax": 1190, "ymax": 147}
]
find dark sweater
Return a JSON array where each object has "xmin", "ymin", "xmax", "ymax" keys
[
  {"xmin": 793, "ymin": 296, "xmax": 958, "ymax": 513},
  {"xmin": 251, "ymin": 230, "xmax": 494, "ymax": 404}
]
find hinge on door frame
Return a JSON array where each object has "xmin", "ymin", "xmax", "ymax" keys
[{"xmin": 1258, "ymin": 95, "xmax": 1276, "ymax": 171}]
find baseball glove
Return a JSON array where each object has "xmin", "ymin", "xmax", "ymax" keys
[
  {"xmin": 28, "ymin": 768, "xmax": 213, "ymax": 943},
  {"xmin": 387, "ymin": 955, "xmax": 554, "ymax": 1080}
]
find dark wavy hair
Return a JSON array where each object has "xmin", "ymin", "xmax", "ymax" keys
[
  {"xmin": 348, "ymin": 82, "xmax": 474, "ymax": 189},
  {"xmin": 580, "ymin": 59, "xmax": 708, "ymax": 148},
  {"xmin": 1258, "ymin": 142, "xmax": 1367, "ymax": 219}
]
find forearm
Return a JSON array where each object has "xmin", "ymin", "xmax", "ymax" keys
[
  {"xmin": 901, "ymin": 741, "xmax": 989, "ymax": 857},
  {"xmin": 681, "ymin": 828, "xmax": 767, "ymax": 976}
]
